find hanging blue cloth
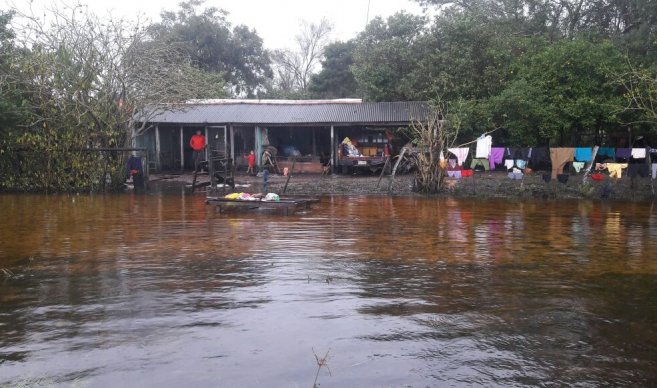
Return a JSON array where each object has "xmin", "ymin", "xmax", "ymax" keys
[
  {"xmin": 574, "ymin": 147, "xmax": 592, "ymax": 162},
  {"xmin": 597, "ymin": 147, "xmax": 615, "ymax": 159}
]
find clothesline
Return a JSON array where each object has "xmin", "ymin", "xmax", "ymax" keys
[{"xmin": 450, "ymin": 127, "xmax": 502, "ymax": 149}]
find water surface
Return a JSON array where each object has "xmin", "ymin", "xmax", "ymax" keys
[{"xmin": 1, "ymin": 194, "xmax": 656, "ymax": 386}]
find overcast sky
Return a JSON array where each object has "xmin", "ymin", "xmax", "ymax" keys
[{"xmin": 3, "ymin": 0, "xmax": 425, "ymax": 49}]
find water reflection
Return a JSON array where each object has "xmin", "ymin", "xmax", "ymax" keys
[{"xmin": 1, "ymin": 194, "xmax": 656, "ymax": 386}]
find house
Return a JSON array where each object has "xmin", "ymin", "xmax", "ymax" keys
[{"xmin": 135, "ymin": 99, "xmax": 428, "ymax": 173}]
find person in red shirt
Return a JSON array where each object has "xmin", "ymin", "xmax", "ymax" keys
[
  {"xmin": 244, "ymin": 150, "xmax": 256, "ymax": 175},
  {"xmin": 189, "ymin": 130, "xmax": 206, "ymax": 170}
]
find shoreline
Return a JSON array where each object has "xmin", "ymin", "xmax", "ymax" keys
[{"xmin": 150, "ymin": 171, "xmax": 657, "ymax": 202}]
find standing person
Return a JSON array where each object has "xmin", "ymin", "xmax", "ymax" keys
[
  {"xmin": 189, "ymin": 129, "xmax": 206, "ymax": 171},
  {"xmin": 244, "ymin": 150, "xmax": 256, "ymax": 175}
]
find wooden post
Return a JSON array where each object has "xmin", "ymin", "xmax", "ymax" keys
[
  {"xmin": 388, "ymin": 147, "xmax": 407, "ymax": 192},
  {"xmin": 312, "ymin": 127, "xmax": 317, "ymax": 156},
  {"xmin": 283, "ymin": 157, "xmax": 296, "ymax": 194},
  {"xmin": 582, "ymin": 146, "xmax": 599, "ymax": 183},
  {"xmin": 376, "ymin": 156, "xmax": 391, "ymax": 188}
]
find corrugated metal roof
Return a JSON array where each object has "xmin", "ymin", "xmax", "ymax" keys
[{"xmin": 138, "ymin": 101, "xmax": 429, "ymax": 125}]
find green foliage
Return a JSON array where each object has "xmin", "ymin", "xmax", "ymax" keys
[
  {"xmin": 0, "ymin": 3, "xmax": 228, "ymax": 193},
  {"xmin": 486, "ymin": 38, "xmax": 627, "ymax": 145},
  {"xmin": 351, "ymin": 12, "xmax": 429, "ymax": 101},
  {"xmin": 149, "ymin": 0, "xmax": 272, "ymax": 96},
  {"xmin": 309, "ymin": 41, "xmax": 359, "ymax": 98}
]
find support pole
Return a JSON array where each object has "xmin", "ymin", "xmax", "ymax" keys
[
  {"xmin": 330, "ymin": 125, "xmax": 335, "ymax": 172},
  {"xmin": 224, "ymin": 125, "xmax": 228, "ymax": 157},
  {"xmin": 388, "ymin": 147, "xmax": 407, "ymax": 192},
  {"xmin": 230, "ymin": 126, "xmax": 235, "ymax": 162},
  {"xmin": 582, "ymin": 146, "xmax": 600, "ymax": 183},
  {"xmin": 155, "ymin": 125, "xmax": 161, "ymax": 170},
  {"xmin": 376, "ymin": 156, "xmax": 391, "ymax": 188},
  {"xmin": 179, "ymin": 126, "xmax": 184, "ymax": 170},
  {"xmin": 283, "ymin": 157, "xmax": 296, "ymax": 194}
]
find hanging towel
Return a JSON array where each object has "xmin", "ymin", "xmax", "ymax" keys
[
  {"xmin": 530, "ymin": 147, "xmax": 550, "ymax": 170},
  {"xmin": 448, "ymin": 147, "xmax": 470, "ymax": 166},
  {"xmin": 475, "ymin": 135, "xmax": 492, "ymax": 158},
  {"xmin": 549, "ymin": 148, "xmax": 575, "ymax": 179},
  {"xmin": 631, "ymin": 148, "xmax": 646, "ymax": 159},
  {"xmin": 606, "ymin": 163, "xmax": 628, "ymax": 178},
  {"xmin": 574, "ymin": 147, "xmax": 592, "ymax": 162},
  {"xmin": 615, "ymin": 148, "xmax": 632, "ymax": 160},
  {"xmin": 504, "ymin": 159, "xmax": 514, "ymax": 170},
  {"xmin": 597, "ymin": 147, "xmax": 615, "ymax": 159},
  {"xmin": 489, "ymin": 147, "xmax": 505, "ymax": 170},
  {"xmin": 572, "ymin": 161, "xmax": 585, "ymax": 173}
]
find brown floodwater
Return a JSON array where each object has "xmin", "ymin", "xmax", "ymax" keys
[{"xmin": 1, "ymin": 192, "xmax": 656, "ymax": 387}]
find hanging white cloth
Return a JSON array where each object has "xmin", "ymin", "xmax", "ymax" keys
[
  {"xmin": 475, "ymin": 135, "xmax": 492, "ymax": 158},
  {"xmin": 447, "ymin": 147, "xmax": 470, "ymax": 166},
  {"xmin": 631, "ymin": 148, "xmax": 646, "ymax": 159}
]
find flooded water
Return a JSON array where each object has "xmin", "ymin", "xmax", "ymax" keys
[{"xmin": 1, "ymin": 192, "xmax": 657, "ymax": 387}]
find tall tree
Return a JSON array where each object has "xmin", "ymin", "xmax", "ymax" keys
[
  {"xmin": 1, "ymin": 3, "xmax": 226, "ymax": 192},
  {"xmin": 149, "ymin": 0, "xmax": 272, "ymax": 96},
  {"xmin": 351, "ymin": 12, "xmax": 428, "ymax": 101},
  {"xmin": 309, "ymin": 40, "xmax": 359, "ymax": 98},
  {"xmin": 271, "ymin": 18, "xmax": 333, "ymax": 95}
]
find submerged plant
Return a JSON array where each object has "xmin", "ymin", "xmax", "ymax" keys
[{"xmin": 312, "ymin": 348, "xmax": 331, "ymax": 388}]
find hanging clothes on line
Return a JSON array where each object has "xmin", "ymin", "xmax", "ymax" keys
[
  {"xmin": 652, "ymin": 164, "xmax": 657, "ymax": 179},
  {"xmin": 572, "ymin": 161, "xmax": 585, "ymax": 173},
  {"xmin": 631, "ymin": 148, "xmax": 646, "ymax": 159},
  {"xmin": 475, "ymin": 135, "xmax": 492, "ymax": 158},
  {"xmin": 470, "ymin": 158, "xmax": 490, "ymax": 171},
  {"xmin": 549, "ymin": 148, "xmax": 575, "ymax": 179},
  {"xmin": 447, "ymin": 147, "xmax": 470, "ymax": 166},
  {"xmin": 489, "ymin": 147, "xmax": 505, "ymax": 170},
  {"xmin": 574, "ymin": 147, "xmax": 592, "ymax": 162},
  {"xmin": 615, "ymin": 148, "xmax": 632, "ymax": 160},
  {"xmin": 530, "ymin": 147, "xmax": 550, "ymax": 170},
  {"xmin": 597, "ymin": 147, "xmax": 615, "ymax": 160},
  {"xmin": 607, "ymin": 163, "xmax": 628, "ymax": 178}
]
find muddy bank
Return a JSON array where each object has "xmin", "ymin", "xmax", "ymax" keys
[{"xmin": 151, "ymin": 171, "xmax": 656, "ymax": 201}]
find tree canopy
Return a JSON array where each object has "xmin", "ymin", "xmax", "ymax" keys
[{"xmin": 148, "ymin": 0, "xmax": 272, "ymax": 97}]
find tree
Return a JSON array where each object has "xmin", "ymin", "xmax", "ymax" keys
[
  {"xmin": 149, "ymin": 0, "xmax": 272, "ymax": 96},
  {"xmin": 617, "ymin": 64, "xmax": 657, "ymax": 127},
  {"xmin": 309, "ymin": 40, "xmax": 359, "ymax": 98},
  {"xmin": 486, "ymin": 38, "xmax": 628, "ymax": 145},
  {"xmin": 1, "ymin": 3, "xmax": 227, "ymax": 192},
  {"xmin": 270, "ymin": 18, "xmax": 333, "ymax": 95},
  {"xmin": 351, "ymin": 12, "xmax": 428, "ymax": 101}
]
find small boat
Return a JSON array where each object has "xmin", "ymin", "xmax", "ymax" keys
[{"xmin": 206, "ymin": 196, "xmax": 319, "ymax": 215}]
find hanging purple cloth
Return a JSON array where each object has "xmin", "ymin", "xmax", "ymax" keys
[
  {"xmin": 489, "ymin": 147, "xmax": 505, "ymax": 171},
  {"xmin": 615, "ymin": 148, "xmax": 632, "ymax": 160}
]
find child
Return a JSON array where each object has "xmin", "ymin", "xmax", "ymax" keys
[{"xmin": 245, "ymin": 150, "xmax": 256, "ymax": 175}]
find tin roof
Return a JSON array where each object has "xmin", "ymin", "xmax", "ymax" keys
[{"xmin": 138, "ymin": 100, "xmax": 429, "ymax": 126}]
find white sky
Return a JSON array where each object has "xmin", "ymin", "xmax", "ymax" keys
[{"xmin": 3, "ymin": 0, "xmax": 426, "ymax": 49}]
